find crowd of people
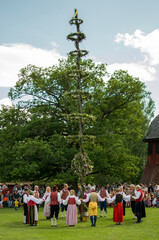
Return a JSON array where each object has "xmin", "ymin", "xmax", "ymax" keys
[
  {"xmin": 0, "ymin": 182, "xmax": 159, "ymax": 227},
  {"xmin": 0, "ymin": 184, "xmax": 45, "ymax": 209}
]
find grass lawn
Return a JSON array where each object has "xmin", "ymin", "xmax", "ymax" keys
[{"xmin": 0, "ymin": 206, "xmax": 158, "ymax": 240}]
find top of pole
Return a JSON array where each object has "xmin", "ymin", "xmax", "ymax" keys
[{"xmin": 69, "ymin": 9, "xmax": 83, "ymax": 25}]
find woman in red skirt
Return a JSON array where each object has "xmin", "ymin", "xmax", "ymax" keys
[{"xmin": 107, "ymin": 188, "xmax": 130, "ymax": 225}]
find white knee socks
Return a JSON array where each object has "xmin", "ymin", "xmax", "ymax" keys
[
  {"xmin": 51, "ymin": 218, "xmax": 53, "ymax": 226},
  {"xmin": 23, "ymin": 216, "xmax": 26, "ymax": 224},
  {"xmin": 55, "ymin": 218, "xmax": 57, "ymax": 226},
  {"xmin": 100, "ymin": 211, "xmax": 103, "ymax": 217}
]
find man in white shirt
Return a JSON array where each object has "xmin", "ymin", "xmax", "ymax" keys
[
  {"xmin": 98, "ymin": 186, "xmax": 110, "ymax": 217},
  {"xmin": 60, "ymin": 184, "xmax": 69, "ymax": 218},
  {"xmin": 132, "ymin": 185, "xmax": 144, "ymax": 223},
  {"xmin": 82, "ymin": 187, "xmax": 106, "ymax": 226},
  {"xmin": 23, "ymin": 188, "xmax": 29, "ymax": 224}
]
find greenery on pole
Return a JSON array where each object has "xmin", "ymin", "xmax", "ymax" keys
[{"xmin": 65, "ymin": 9, "xmax": 94, "ymax": 192}]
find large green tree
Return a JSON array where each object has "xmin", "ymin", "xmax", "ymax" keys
[
  {"xmin": 0, "ymin": 105, "xmax": 77, "ymax": 183},
  {"xmin": 0, "ymin": 57, "xmax": 154, "ymax": 184}
]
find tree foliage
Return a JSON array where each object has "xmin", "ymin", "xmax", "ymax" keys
[{"xmin": 0, "ymin": 56, "xmax": 155, "ymax": 184}]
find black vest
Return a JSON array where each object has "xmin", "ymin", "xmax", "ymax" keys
[{"xmin": 116, "ymin": 193, "xmax": 123, "ymax": 203}]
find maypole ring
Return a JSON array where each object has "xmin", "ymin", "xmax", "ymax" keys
[
  {"xmin": 69, "ymin": 50, "xmax": 88, "ymax": 57},
  {"xmin": 67, "ymin": 32, "xmax": 86, "ymax": 41},
  {"xmin": 69, "ymin": 18, "xmax": 83, "ymax": 25}
]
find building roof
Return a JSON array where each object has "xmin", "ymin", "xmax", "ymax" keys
[{"xmin": 144, "ymin": 115, "xmax": 159, "ymax": 142}]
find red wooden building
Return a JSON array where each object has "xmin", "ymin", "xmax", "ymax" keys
[{"xmin": 141, "ymin": 115, "xmax": 159, "ymax": 184}]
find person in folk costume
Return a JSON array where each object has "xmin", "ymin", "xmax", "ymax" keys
[
  {"xmin": 27, "ymin": 191, "xmax": 44, "ymax": 226},
  {"xmin": 84, "ymin": 188, "xmax": 89, "ymax": 208},
  {"xmin": 23, "ymin": 188, "xmax": 29, "ymax": 224},
  {"xmin": 82, "ymin": 186, "xmax": 106, "ymax": 227},
  {"xmin": 42, "ymin": 186, "xmax": 51, "ymax": 219},
  {"xmin": 129, "ymin": 184, "xmax": 137, "ymax": 219},
  {"xmin": 119, "ymin": 186, "xmax": 127, "ymax": 216},
  {"xmin": 46, "ymin": 185, "xmax": 61, "ymax": 227},
  {"xmin": 62, "ymin": 189, "xmax": 81, "ymax": 227},
  {"xmin": 132, "ymin": 185, "xmax": 145, "ymax": 223},
  {"xmin": 60, "ymin": 184, "xmax": 69, "ymax": 218},
  {"xmin": 107, "ymin": 188, "xmax": 130, "ymax": 225},
  {"xmin": 98, "ymin": 185, "xmax": 110, "ymax": 217},
  {"xmin": 34, "ymin": 185, "xmax": 40, "ymax": 212}
]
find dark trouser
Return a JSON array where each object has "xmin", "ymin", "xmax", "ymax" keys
[
  {"xmin": 136, "ymin": 202, "xmax": 142, "ymax": 222},
  {"xmin": 123, "ymin": 200, "xmax": 126, "ymax": 216},
  {"xmin": 36, "ymin": 204, "xmax": 39, "ymax": 212},
  {"xmin": 100, "ymin": 200, "xmax": 107, "ymax": 212},
  {"xmin": 131, "ymin": 201, "xmax": 136, "ymax": 214},
  {"xmin": 3, "ymin": 201, "xmax": 8, "ymax": 208},
  {"xmin": 141, "ymin": 200, "xmax": 146, "ymax": 218},
  {"xmin": 61, "ymin": 203, "xmax": 68, "ymax": 212},
  {"xmin": 50, "ymin": 205, "xmax": 59, "ymax": 219},
  {"xmin": 23, "ymin": 203, "xmax": 28, "ymax": 216},
  {"xmin": 23, "ymin": 203, "xmax": 28, "ymax": 223}
]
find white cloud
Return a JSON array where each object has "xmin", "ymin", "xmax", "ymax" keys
[
  {"xmin": 115, "ymin": 29, "xmax": 159, "ymax": 66},
  {"xmin": 0, "ymin": 43, "xmax": 65, "ymax": 87},
  {"xmin": 107, "ymin": 62, "xmax": 156, "ymax": 82},
  {"xmin": 0, "ymin": 98, "xmax": 12, "ymax": 109},
  {"xmin": 50, "ymin": 41, "xmax": 58, "ymax": 48},
  {"xmin": 111, "ymin": 29, "xmax": 159, "ymax": 82}
]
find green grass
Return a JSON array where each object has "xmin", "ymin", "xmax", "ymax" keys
[{"xmin": 0, "ymin": 207, "xmax": 158, "ymax": 240}]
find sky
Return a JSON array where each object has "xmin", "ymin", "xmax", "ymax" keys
[{"xmin": 1, "ymin": 0, "xmax": 159, "ymax": 118}]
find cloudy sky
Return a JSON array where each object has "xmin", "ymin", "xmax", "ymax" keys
[{"xmin": 1, "ymin": 0, "xmax": 159, "ymax": 117}]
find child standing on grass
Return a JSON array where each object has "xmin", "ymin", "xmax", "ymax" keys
[{"xmin": 14, "ymin": 200, "xmax": 19, "ymax": 211}]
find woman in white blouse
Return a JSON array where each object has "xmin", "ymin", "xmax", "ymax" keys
[
  {"xmin": 107, "ymin": 188, "xmax": 130, "ymax": 225},
  {"xmin": 62, "ymin": 189, "xmax": 81, "ymax": 227}
]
